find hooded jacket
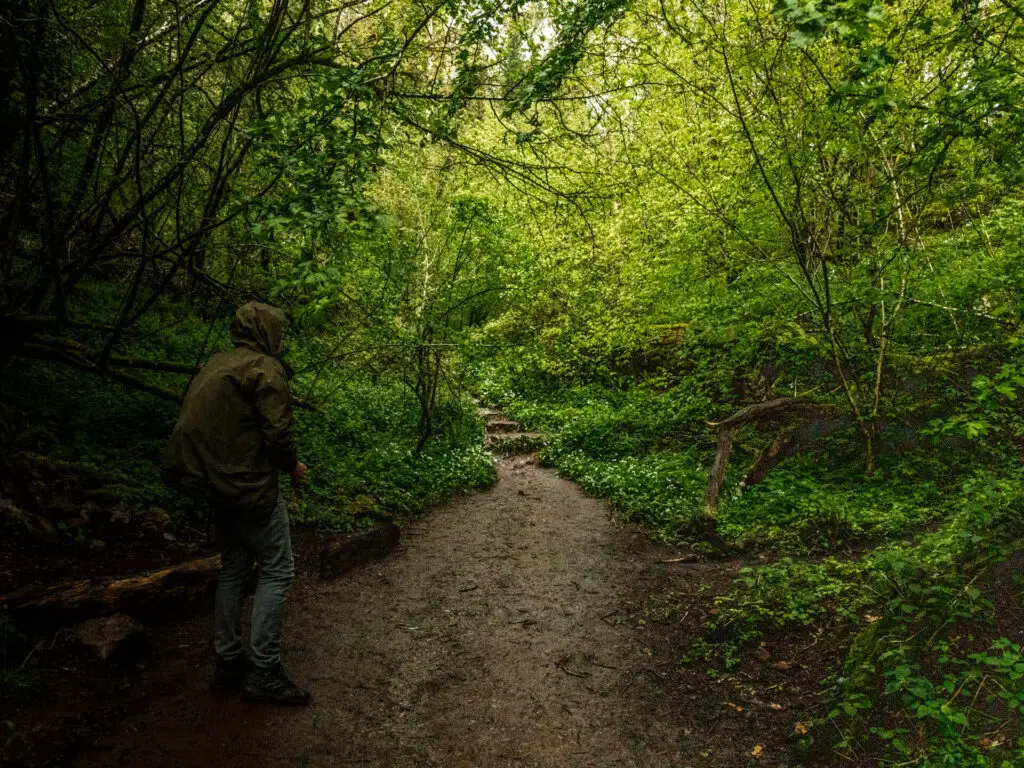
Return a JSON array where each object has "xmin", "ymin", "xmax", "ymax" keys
[{"xmin": 163, "ymin": 302, "xmax": 298, "ymax": 519}]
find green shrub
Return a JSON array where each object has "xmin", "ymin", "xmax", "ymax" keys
[{"xmin": 1, "ymin": 285, "xmax": 496, "ymax": 530}]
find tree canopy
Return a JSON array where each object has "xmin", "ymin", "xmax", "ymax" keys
[{"xmin": 2, "ymin": 0, "xmax": 1024, "ymax": 763}]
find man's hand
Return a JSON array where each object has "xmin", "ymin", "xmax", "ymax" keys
[{"xmin": 289, "ymin": 461, "xmax": 308, "ymax": 484}]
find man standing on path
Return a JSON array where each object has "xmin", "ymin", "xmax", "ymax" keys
[{"xmin": 163, "ymin": 301, "xmax": 311, "ymax": 706}]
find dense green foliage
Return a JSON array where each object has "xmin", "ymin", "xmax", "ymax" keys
[
  {"xmin": 0, "ymin": 288, "xmax": 494, "ymax": 532},
  {"xmin": 3, "ymin": 0, "xmax": 1024, "ymax": 762},
  {"xmin": 461, "ymin": 0, "xmax": 1024, "ymax": 760}
]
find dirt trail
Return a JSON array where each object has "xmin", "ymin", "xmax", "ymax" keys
[{"xmin": 70, "ymin": 417, "xmax": 768, "ymax": 768}]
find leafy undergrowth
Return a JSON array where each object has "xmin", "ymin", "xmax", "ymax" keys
[
  {"xmin": 1, "ymin": 285, "xmax": 496, "ymax": 545},
  {"xmin": 292, "ymin": 385, "xmax": 495, "ymax": 529},
  {"xmin": 481, "ymin": 376, "xmax": 975, "ymax": 549},
  {"xmin": 703, "ymin": 473, "xmax": 1024, "ymax": 764},
  {"xmin": 478, "ymin": 371, "xmax": 1024, "ymax": 766},
  {"xmin": 1, "ymin": 358, "xmax": 493, "ymax": 538}
]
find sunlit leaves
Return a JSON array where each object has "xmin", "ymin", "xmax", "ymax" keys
[
  {"xmin": 503, "ymin": 0, "xmax": 630, "ymax": 114},
  {"xmin": 772, "ymin": 0, "xmax": 884, "ymax": 48}
]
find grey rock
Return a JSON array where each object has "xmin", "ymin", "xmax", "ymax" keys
[{"xmin": 75, "ymin": 613, "xmax": 147, "ymax": 663}]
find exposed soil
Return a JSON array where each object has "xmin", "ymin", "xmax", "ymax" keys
[{"xmin": 5, "ymin": 417, "xmax": 834, "ymax": 768}]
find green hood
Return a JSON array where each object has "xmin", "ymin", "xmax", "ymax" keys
[
  {"xmin": 163, "ymin": 300, "xmax": 297, "ymax": 519},
  {"xmin": 230, "ymin": 301, "xmax": 287, "ymax": 357}
]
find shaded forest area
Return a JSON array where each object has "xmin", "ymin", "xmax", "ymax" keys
[{"xmin": 1, "ymin": 0, "xmax": 1023, "ymax": 765}]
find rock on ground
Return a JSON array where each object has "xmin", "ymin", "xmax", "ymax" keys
[{"xmin": 76, "ymin": 613, "xmax": 147, "ymax": 663}]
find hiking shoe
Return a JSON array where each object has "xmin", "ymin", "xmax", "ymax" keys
[
  {"xmin": 212, "ymin": 655, "xmax": 249, "ymax": 689},
  {"xmin": 243, "ymin": 665, "xmax": 311, "ymax": 706}
]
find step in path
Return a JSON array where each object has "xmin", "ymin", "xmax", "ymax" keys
[{"xmin": 480, "ymin": 404, "xmax": 545, "ymax": 453}]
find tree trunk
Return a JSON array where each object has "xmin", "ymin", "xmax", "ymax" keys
[
  {"xmin": 703, "ymin": 397, "xmax": 844, "ymax": 514},
  {"xmin": 703, "ymin": 426, "xmax": 736, "ymax": 516}
]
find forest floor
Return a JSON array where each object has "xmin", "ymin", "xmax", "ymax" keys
[{"xmin": 6, "ymin": 415, "xmax": 838, "ymax": 768}]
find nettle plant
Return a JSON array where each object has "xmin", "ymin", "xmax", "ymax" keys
[{"xmin": 839, "ymin": 638, "xmax": 1024, "ymax": 766}]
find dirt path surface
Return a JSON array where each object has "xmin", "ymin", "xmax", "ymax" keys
[
  {"xmin": 73, "ymin": 451, "xmax": 709, "ymax": 768},
  {"xmin": 42, "ymin": 412, "xmax": 831, "ymax": 768},
  {"xmin": 75, "ymin": 456, "xmax": 700, "ymax": 768}
]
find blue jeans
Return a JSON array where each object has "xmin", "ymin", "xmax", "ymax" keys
[{"xmin": 214, "ymin": 495, "xmax": 294, "ymax": 670}]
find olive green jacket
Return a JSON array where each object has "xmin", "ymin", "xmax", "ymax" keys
[{"xmin": 162, "ymin": 302, "xmax": 298, "ymax": 518}]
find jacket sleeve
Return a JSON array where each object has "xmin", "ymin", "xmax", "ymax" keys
[{"xmin": 252, "ymin": 359, "xmax": 299, "ymax": 473}]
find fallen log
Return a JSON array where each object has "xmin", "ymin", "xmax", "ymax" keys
[
  {"xmin": 0, "ymin": 554, "xmax": 221, "ymax": 626},
  {"xmin": 32, "ymin": 335, "xmax": 200, "ymax": 375},
  {"xmin": 704, "ymin": 398, "xmax": 843, "ymax": 515},
  {"xmin": 19, "ymin": 341, "xmax": 188, "ymax": 404},
  {"xmin": 661, "ymin": 554, "xmax": 701, "ymax": 564},
  {"xmin": 709, "ymin": 397, "xmax": 819, "ymax": 430}
]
